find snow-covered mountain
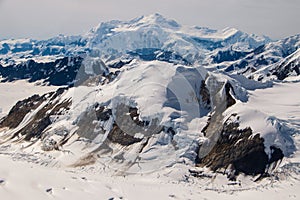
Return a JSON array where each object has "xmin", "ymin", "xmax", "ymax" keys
[
  {"xmin": 85, "ymin": 13, "xmax": 270, "ymax": 62},
  {"xmin": 0, "ymin": 14, "xmax": 299, "ymax": 194},
  {"xmin": 0, "ymin": 59, "xmax": 298, "ymax": 180},
  {"xmin": 0, "ymin": 14, "xmax": 270, "ymax": 66},
  {"xmin": 0, "ymin": 14, "xmax": 298, "ymax": 86}
]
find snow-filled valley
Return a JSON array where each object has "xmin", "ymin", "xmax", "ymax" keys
[{"xmin": 0, "ymin": 14, "xmax": 299, "ymax": 199}]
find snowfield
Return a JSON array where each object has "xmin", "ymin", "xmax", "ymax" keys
[
  {"xmin": 0, "ymin": 154, "xmax": 299, "ymax": 200},
  {"xmin": 248, "ymin": 82, "xmax": 300, "ymax": 130}
]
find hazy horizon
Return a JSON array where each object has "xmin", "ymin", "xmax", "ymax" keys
[{"xmin": 0, "ymin": 0, "xmax": 299, "ymax": 40}]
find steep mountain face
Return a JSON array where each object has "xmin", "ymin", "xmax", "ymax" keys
[
  {"xmin": 0, "ymin": 14, "xmax": 299, "ymax": 183},
  {"xmin": 85, "ymin": 14, "xmax": 269, "ymax": 63}
]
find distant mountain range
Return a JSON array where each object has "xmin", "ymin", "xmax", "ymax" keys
[{"xmin": 0, "ymin": 13, "xmax": 297, "ymax": 86}]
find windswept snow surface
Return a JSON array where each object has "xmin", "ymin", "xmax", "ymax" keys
[
  {"xmin": 0, "ymin": 154, "xmax": 299, "ymax": 200},
  {"xmin": 248, "ymin": 82, "xmax": 300, "ymax": 130},
  {"xmin": 0, "ymin": 152, "xmax": 300, "ymax": 200}
]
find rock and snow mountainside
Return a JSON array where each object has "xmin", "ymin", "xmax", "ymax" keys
[
  {"xmin": 0, "ymin": 59, "xmax": 297, "ymax": 180},
  {"xmin": 0, "ymin": 14, "xmax": 299, "ymax": 192}
]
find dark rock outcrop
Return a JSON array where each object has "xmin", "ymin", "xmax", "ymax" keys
[
  {"xmin": 212, "ymin": 49, "xmax": 249, "ymax": 63},
  {"xmin": 108, "ymin": 60, "xmax": 132, "ymax": 69},
  {"xmin": 0, "ymin": 87, "xmax": 70, "ymax": 141},
  {"xmin": 197, "ymin": 114, "xmax": 284, "ymax": 178},
  {"xmin": 107, "ymin": 104, "xmax": 162, "ymax": 146},
  {"xmin": 75, "ymin": 102, "xmax": 162, "ymax": 146},
  {"xmin": 225, "ymin": 82, "xmax": 236, "ymax": 108},
  {"xmin": 107, "ymin": 123, "xmax": 143, "ymax": 146},
  {"xmin": 199, "ymin": 80, "xmax": 211, "ymax": 109},
  {"xmin": 128, "ymin": 48, "xmax": 190, "ymax": 65},
  {"xmin": 0, "ymin": 94, "xmax": 48, "ymax": 129}
]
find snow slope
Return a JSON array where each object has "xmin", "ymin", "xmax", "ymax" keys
[
  {"xmin": 248, "ymin": 82, "xmax": 300, "ymax": 130},
  {"xmin": 0, "ymin": 80, "xmax": 58, "ymax": 117}
]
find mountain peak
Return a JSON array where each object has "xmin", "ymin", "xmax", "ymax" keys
[
  {"xmin": 132, "ymin": 13, "xmax": 181, "ymax": 29},
  {"xmin": 141, "ymin": 13, "xmax": 169, "ymax": 21}
]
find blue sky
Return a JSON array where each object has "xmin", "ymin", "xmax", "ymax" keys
[{"xmin": 0, "ymin": 0, "xmax": 299, "ymax": 40}]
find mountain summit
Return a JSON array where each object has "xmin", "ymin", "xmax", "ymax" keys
[{"xmin": 86, "ymin": 14, "xmax": 270, "ymax": 60}]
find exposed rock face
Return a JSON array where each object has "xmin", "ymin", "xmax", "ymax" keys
[
  {"xmin": 0, "ymin": 87, "xmax": 70, "ymax": 141},
  {"xmin": 211, "ymin": 48, "xmax": 249, "ymax": 63},
  {"xmin": 107, "ymin": 123, "xmax": 143, "ymax": 146},
  {"xmin": 0, "ymin": 56, "xmax": 114, "ymax": 86},
  {"xmin": 197, "ymin": 114, "xmax": 284, "ymax": 178},
  {"xmin": 1, "ymin": 85, "xmax": 162, "ymax": 148},
  {"xmin": 0, "ymin": 94, "xmax": 48, "ymax": 129},
  {"xmin": 197, "ymin": 79, "xmax": 238, "ymax": 162},
  {"xmin": 75, "ymin": 101, "xmax": 163, "ymax": 147},
  {"xmin": 225, "ymin": 82, "xmax": 236, "ymax": 108},
  {"xmin": 199, "ymin": 80, "xmax": 211, "ymax": 110},
  {"xmin": 107, "ymin": 59, "xmax": 132, "ymax": 69},
  {"xmin": 128, "ymin": 48, "xmax": 190, "ymax": 65},
  {"xmin": 107, "ymin": 103, "xmax": 163, "ymax": 146}
]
